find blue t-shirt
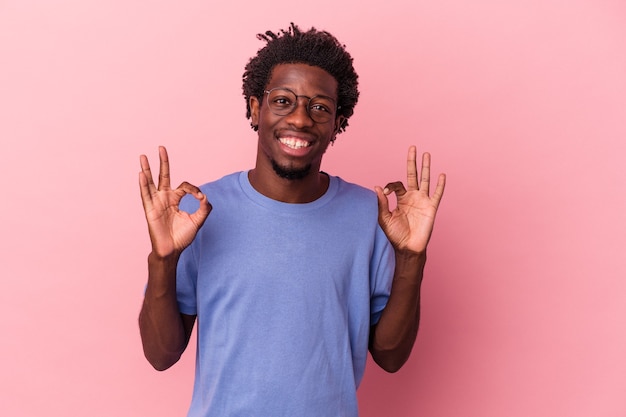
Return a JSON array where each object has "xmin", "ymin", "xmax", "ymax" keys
[{"xmin": 177, "ymin": 171, "xmax": 394, "ymax": 417}]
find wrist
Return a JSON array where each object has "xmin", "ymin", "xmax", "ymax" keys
[
  {"xmin": 149, "ymin": 250, "xmax": 181, "ymax": 264},
  {"xmin": 145, "ymin": 252, "xmax": 180, "ymax": 299},
  {"xmin": 393, "ymin": 249, "xmax": 426, "ymax": 285},
  {"xmin": 394, "ymin": 248, "xmax": 426, "ymax": 263}
]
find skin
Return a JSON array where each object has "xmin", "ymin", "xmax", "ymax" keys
[
  {"xmin": 248, "ymin": 63, "xmax": 344, "ymax": 203},
  {"xmin": 371, "ymin": 147, "xmax": 446, "ymax": 371},
  {"xmin": 138, "ymin": 146, "xmax": 209, "ymax": 370},
  {"xmin": 138, "ymin": 63, "xmax": 446, "ymax": 373}
]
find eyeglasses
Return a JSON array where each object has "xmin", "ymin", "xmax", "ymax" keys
[{"xmin": 264, "ymin": 88, "xmax": 339, "ymax": 124}]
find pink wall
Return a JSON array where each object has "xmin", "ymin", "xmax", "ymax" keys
[{"xmin": 1, "ymin": 1, "xmax": 625, "ymax": 416}]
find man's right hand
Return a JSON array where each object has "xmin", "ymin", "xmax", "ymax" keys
[{"xmin": 139, "ymin": 146, "xmax": 211, "ymax": 258}]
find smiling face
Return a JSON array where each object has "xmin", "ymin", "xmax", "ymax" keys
[{"xmin": 250, "ymin": 63, "xmax": 344, "ymax": 181}]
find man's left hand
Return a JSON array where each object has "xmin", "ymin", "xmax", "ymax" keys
[{"xmin": 375, "ymin": 146, "xmax": 446, "ymax": 254}]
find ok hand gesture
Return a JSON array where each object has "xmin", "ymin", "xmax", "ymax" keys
[
  {"xmin": 376, "ymin": 146, "xmax": 446, "ymax": 254},
  {"xmin": 139, "ymin": 146, "xmax": 211, "ymax": 258}
]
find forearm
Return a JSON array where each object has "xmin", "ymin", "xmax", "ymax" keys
[
  {"xmin": 139, "ymin": 252, "xmax": 189, "ymax": 371},
  {"xmin": 370, "ymin": 250, "xmax": 426, "ymax": 373}
]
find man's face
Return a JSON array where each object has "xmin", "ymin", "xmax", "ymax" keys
[{"xmin": 250, "ymin": 63, "xmax": 343, "ymax": 180}]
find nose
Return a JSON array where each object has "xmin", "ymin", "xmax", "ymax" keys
[{"xmin": 284, "ymin": 99, "xmax": 314, "ymax": 128}]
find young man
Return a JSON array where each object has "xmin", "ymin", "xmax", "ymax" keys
[{"xmin": 138, "ymin": 23, "xmax": 446, "ymax": 417}]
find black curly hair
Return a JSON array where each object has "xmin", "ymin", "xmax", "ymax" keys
[{"xmin": 242, "ymin": 23, "xmax": 359, "ymax": 134}]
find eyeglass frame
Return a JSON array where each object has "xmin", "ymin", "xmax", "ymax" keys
[{"xmin": 263, "ymin": 87, "xmax": 341, "ymax": 124}]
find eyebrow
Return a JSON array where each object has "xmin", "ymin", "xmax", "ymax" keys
[{"xmin": 269, "ymin": 87, "xmax": 336, "ymax": 102}]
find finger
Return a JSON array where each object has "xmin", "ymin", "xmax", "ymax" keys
[
  {"xmin": 139, "ymin": 154, "xmax": 157, "ymax": 194},
  {"xmin": 383, "ymin": 181, "xmax": 407, "ymax": 197},
  {"xmin": 374, "ymin": 186, "xmax": 392, "ymax": 224},
  {"xmin": 177, "ymin": 180, "xmax": 202, "ymax": 192},
  {"xmin": 158, "ymin": 146, "xmax": 171, "ymax": 190},
  {"xmin": 420, "ymin": 152, "xmax": 431, "ymax": 195},
  {"xmin": 407, "ymin": 145, "xmax": 418, "ymax": 191},
  {"xmin": 176, "ymin": 181, "xmax": 205, "ymax": 199},
  {"xmin": 138, "ymin": 171, "xmax": 154, "ymax": 212},
  {"xmin": 431, "ymin": 173, "xmax": 446, "ymax": 207}
]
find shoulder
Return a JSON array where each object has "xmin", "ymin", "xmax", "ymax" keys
[
  {"xmin": 179, "ymin": 172, "xmax": 243, "ymax": 213},
  {"xmin": 330, "ymin": 175, "xmax": 376, "ymax": 203},
  {"xmin": 325, "ymin": 175, "xmax": 379, "ymax": 218},
  {"xmin": 198, "ymin": 172, "xmax": 241, "ymax": 192}
]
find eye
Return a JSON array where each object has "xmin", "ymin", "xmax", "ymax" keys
[
  {"xmin": 309, "ymin": 101, "xmax": 332, "ymax": 114},
  {"xmin": 272, "ymin": 96, "xmax": 293, "ymax": 107}
]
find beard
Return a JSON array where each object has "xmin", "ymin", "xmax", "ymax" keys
[{"xmin": 271, "ymin": 159, "xmax": 312, "ymax": 180}]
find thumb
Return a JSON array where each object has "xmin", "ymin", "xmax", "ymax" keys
[
  {"xmin": 375, "ymin": 186, "xmax": 391, "ymax": 225},
  {"xmin": 190, "ymin": 192, "xmax": 212, "ymax": 229}
]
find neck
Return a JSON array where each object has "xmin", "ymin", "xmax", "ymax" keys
[{"xmin": 248, "ymin": 166, "xmax": 329, "ymax": 203}]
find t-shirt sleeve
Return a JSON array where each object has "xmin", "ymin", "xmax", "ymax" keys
[
  {"xmin": 175, "ymin": 195, "xmax": 200, "ymax": 315},
  {"xmin": 369, "ymin": 225, "xmax": 395, "ymax": 325},
  {"xmin": 176, "ymin": 244, "xmax": 198, "ymax": 315}
]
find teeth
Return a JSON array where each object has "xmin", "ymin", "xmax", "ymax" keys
[{"xmin": 279, "ymin": 137, "xmax": 310, "ymax": 149}]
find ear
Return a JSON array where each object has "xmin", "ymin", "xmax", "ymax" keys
[
  {"xmin": 334, "ymin": 115, "xmax": 346, "ymax": 134},
  {"xmin": 250, "ymin": 96, "xmax": 260, "ymax": 127}
]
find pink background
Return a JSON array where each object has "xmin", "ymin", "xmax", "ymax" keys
[{"xmin": 1, "ymin": 0, "xmax": 625, "ymax": 416}]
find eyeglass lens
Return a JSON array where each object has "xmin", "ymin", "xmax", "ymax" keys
[{"xmin": 266, "ymin": 88, "xmax": 336, "ymax": 123}]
